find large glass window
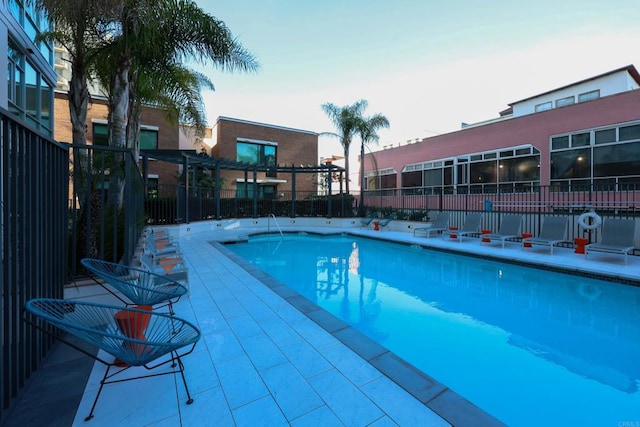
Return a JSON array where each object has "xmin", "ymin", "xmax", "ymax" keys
[
  {"xmin": 498, "ymin": 156, "xmax": 540, "ymax": 182},
  {"xmin": 237, "ymin": 141, "xmax": 277, "ymax": 177},
  {"xmin": 470, "ymin": 161, "xmax": 497, "ymax": 184},
  {"xmin": 593, "ymin": 142, "xmax": 640, "ymax": 177},
  {"xmin": 237, "ymin": 141, "xmax": 277, "ymax": 166},
  {"xmin": 401, "ymin": 171, "xmax": 421, "ymax": 187},
  {"xmin": 24, "ymin": 61, "xmax": 38, "ymax": 128},
  {"xmin": 550, "ymin": 148, "xmax": 590, "ymax": 179},
  {"xmin": 140, "ymin": 129, "xmax": 158, "ymax": 150}
]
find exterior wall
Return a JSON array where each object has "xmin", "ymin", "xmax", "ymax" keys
[
  {"xmin": 54, "ymin": 92, "xmax": 180, "ymax": 187},
  {"xmin": 512, "ymin": 69, "xmax": 640, "ymax": 116},
  {"xmin": 212, "ymin": 117, "xmax": 319, "ymax": 193},
  {"xmin": 365, "ymin": 89, "xmax": 640, "ymax": 186}
]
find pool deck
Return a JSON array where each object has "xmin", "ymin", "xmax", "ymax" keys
[{"xmin": 6, "ymin": 223, "xmax": 640, "ymax": 426}]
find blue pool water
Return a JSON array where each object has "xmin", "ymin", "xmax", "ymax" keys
[{"xmin": 227, "ymin": 234, "xmax": 640, "ymax": 426}]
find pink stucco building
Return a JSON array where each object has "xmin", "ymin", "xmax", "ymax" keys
[{"xmin": 363, "ymin": 65, "xmax": 640, "ymax": 194}]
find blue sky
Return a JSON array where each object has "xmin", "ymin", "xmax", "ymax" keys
[{"xmin": 195, "ymin": 0, "xmax": 640, "ymax": 169}]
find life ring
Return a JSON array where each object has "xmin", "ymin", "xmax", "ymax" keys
[{"xmin": 578, "ymin": 212, "xmax": 602, "ymax": 230}]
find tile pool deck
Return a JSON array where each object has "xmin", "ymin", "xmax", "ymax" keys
[{"xmin": 7, "ymin": 224, "xmax": 640, "ymax": 426}]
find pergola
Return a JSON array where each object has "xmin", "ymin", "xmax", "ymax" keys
[{"xmin": 140, "ymin": 150, "xmax": 347, "ymax": 221}]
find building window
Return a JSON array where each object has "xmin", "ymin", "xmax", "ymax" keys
[
  {"xmin": 534, "ymin": 101, "xmax": 552, "ymax": 112},
  {"xmin": 550, "ymin": 148, "xmax": 590, "ymax": 180},
  {"xmin": 93, "ymin": 123, "xmax": 109, "ymax": 146},
  {"xmin": 593, "ymin": 142, "xmax": 640, "ymax": 178},
  {"xmin": 237, "ymin": 140, "xmax": 277, "ymax": 177},
  {"xmin": 595, "ymin": 128, "xmax": 616, "ymax": 144},
  {"xmin": 555, "ymin": 96, "xmax": 574, "ymax": 108},
  {"xmin": 578, "ymin": 90, "xmax": 599, "ymax": 103},
  {"xmin": 236, "ymin": 183, "xmax": 276, "ymax": 199},
  {"xmin": 147, "ymin": 177, "xmax": 159, "ymax": 198},
  {"xmin": 619, "ymin": 124, "xmax": 640, "ymax": 142},
  {"xmin": 8, "ymin": 41, "xmax": 54, "ymax": 135},
  {"xmin": 140, "ymin": 128, "xmax": 158, "ymax": 150}
]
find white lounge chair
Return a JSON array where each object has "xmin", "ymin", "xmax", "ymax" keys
[
  {"xmin": 482, "ymin": 215, "xmax": 523, "ymax": 248},
  {"xmin": 585, "ymin": 218, "xmax": 636, "ymax": 264},
  {"xmin": 522, "ymin": 216, "xmax": 569, "ymax": 254},
  {"xmin": 414, "ymin": 212, "xmax": 450, "ymax": 237},
  {"xmin": 442, "ymin": 213, "xmax": 483, "ymax": 242}
]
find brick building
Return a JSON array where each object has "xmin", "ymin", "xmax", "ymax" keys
[
  {"xmin": 54, "ymin": 92, "xmax": 181, "ymax": 193},
  {"xmin": 209, "ymin": 116, "xmax": 319, "ymax": 197}
]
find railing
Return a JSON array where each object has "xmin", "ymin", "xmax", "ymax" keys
[
  {"xmin": 1, "ymin": 109, "xmax": 69, "ymax": 420},
  {"xmin": 67, "ymin": 144, "xmax": 145, "ymax": 276},
  {"xmin": 268, "ymin": 214, "xmax": 283, "ymax": 236}
]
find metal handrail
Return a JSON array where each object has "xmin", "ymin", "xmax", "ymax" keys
[{"xmin": 268, "ymin": 214, "xmax": 284, "ymax": 236}]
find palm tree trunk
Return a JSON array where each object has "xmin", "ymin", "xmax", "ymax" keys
[
  {"xmin": 343, "ymin": 145, "xmax": 350, "ymax": 195},
  {"xmin": 107, "ymin": 62, "xmax": 131, "ymax": 207},
  {"xmin": 359, "ymin": 142, "xmax": 365, "ymax": 215}
]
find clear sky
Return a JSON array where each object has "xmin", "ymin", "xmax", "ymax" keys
[{"xmin": 194, "ymin": 0, "xmax": 640, "ymax": 179}]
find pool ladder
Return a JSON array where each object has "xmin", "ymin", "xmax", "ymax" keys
[{"xmin": 268, "ymin": 214, "xmax": 283, "ymax": 236}]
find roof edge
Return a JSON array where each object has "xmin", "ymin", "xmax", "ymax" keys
[
  {"xmin": 215, "ymin": 116, "xmax": 318, "ymax": 136},
  {"xmin": 508, "ymin": 64, "xmax": 640, "ymax": 106}
]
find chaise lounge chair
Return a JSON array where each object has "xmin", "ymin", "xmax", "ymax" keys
[
  {"xmin": 378, "ymin": 213, "xmax": 397, "ymax": 229},
  {"xmin": 360, "ymin": 212, "xmax": 378, "ymax": 228},
  {"xmin": 442, "ymin": 213, "xmax": 483, "ymax": 242},
  {"xmin": 414, "ymin": 212, "xmax": 450, "ymax": 237},
  {"xmin": 481, "ymin": 214, "xmax": 523, "ymax": 248},
  {"xmin": 585, "ymin": 218, "xmax": 637, "ymax": 264},
  {"xmin": 522, "ymin": 216, "xmax": 569, "ymax": 254}
]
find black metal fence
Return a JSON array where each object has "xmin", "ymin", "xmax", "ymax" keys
[
  {"xmin": 1, "ymin": 109, "xmax": 69, "ymax": 419},
  {"xmin": 145, "ymin": 186, "xmax": 356, "ymax": 224},
  {"xmin": 67, "ymin": 144, "xmax": 145, "ymax": 277},
  {"xmin": 362, "ymin": 184, "xmax": 640, "ymax": 246}
]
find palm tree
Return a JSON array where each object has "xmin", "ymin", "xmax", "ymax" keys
[
  {"xmin": 321, "ymin": 99, "xmax": 368, "ymax": 195},
  {"xmin": 356, "ymin": 113, "xmax": 390, "ymax": 215},
  {"xmin": 33, "ymin": 0, "xmax": 118, "ymax": 148},
  {"xmin": 97, "ymin": 0, "xmax": 259, "ymax": 205}
]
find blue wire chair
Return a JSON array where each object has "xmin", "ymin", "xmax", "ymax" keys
[
  {"xmin": 81, "ymin": 258, "xmax": 188, "ymax": 314},
  {"xmin": 24, "ymin": 298, "xmax": 201, "ymax": 421}
]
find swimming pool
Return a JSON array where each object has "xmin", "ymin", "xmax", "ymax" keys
[{"xmin": 226, "ymin": 233, "xmax": 640, "ymax": 426}]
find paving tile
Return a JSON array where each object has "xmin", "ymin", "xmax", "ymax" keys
[
  {"xmin": 257, "ymin": 315, "xmax": 301, "ymax": 344},
  {"xmin": 289, "ymin": 405, "xmax": 344, "ymax": 427},
  {"xmin": 215, "ymin": 354, "xmax": 269, "ymax": 409},
  {"xmin": 278, "ymin": 336, "xmax": 333, "ymax": 379},
  {"xmin": 73, "ymin": 373, "xmax": 178, "ymax": 425},
  {"xmin": 232, "ymin": 395, "xmax": 289, "ymax": 426},
  {"xmin": 226, "ymin": 313, "xmax": 264, "ymax": 340},
  {"xmin": 202, "ymin": 329, "xmax": 245, "ymax": 365},
  {"xmin": 308, "ymin": 369, "xmax": 384, "ymax": 426},
  {"xmin": 178, "ymin": 346, "xmax": 220, "ymax": 399},
  {"xmin": 367, "ymin": 415, "xmax": 400, "ymax": 427},
  {"xmin": 290, "ymin": 317, "xmax": 340, "ymax": 350},
  {"xmin": 242, "ymin": 333, "xmax": 288, "ymax": 371},
  {"xmin": 260, "ymin": 362, "xmax": 324, "ymax": 421},
  {"xmin": 180, "ymin": 386, "xmax": 235, "ymax": 426},
  {"xmin": 361, "ymin": 375, "xmax": 450, "ymax": 426},
  {"xmin": 321, "ymin": 342, "xmax": 383, "ymax": 387}
]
